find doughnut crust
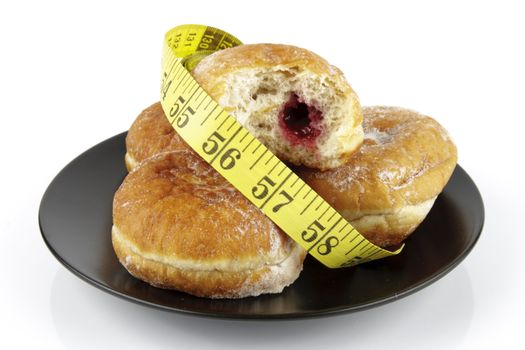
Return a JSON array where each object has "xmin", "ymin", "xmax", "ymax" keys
[
  {"xmin": 295, "ymin": 106, "xmax": 457, "ymax": 248},
  {"xmin": 191, "ymin": 43, "xmax": 363, "ymax": 170},
  {"xmin": 125, "ymin": 102, "xmax": 190, "ymax": 171},
  {"xmin": 112, "ymin": 151, "xmax": 306, "ymax": 298}
]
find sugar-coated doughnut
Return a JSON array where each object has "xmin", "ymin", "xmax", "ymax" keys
[
  {"xmin": 125, "ymin": 103, "xmax": 456, "ymax": 248},
  {"xmin": 294, "ymin": 106, "xmax": 457, "ymax": 248},
  {"xmin": 191, "ymin": 44, "xmax": 363, "ymax": 170},
  {"xmin": 125, "ymin": 102, "xmax": 191, "ymax": 171},
  {"xmin": 112, "ymin": 151, "xmax": 306, "ymax": 298}
]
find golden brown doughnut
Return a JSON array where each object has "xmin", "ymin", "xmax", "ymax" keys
[
  {"xmin": 191, "ymin": 43, "xmax": 363, "ymax": 170},
  {"xmin": 125, "ymin": 102, "xmax": 190, "ymax": 171},
  {"xmin": 112, "ymin": 150, "xmax": 306, "ymax": 298},
  {"xmin": 294, "ymin": 106, "xmax": 457, "ymax": 248}
]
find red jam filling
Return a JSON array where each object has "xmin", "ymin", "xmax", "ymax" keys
[{"xmin": 278, "ymin": 93, "xmax": 323, "ymax": 147}]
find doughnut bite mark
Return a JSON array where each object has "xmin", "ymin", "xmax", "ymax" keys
[{"xmin": 192, "ymin": 43, "xmax": 364, "ymax": 170}]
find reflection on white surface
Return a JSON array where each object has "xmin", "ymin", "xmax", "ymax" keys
[{"xmin": 51, "ymin": 266, "xmax": 474, "ymax": 350}]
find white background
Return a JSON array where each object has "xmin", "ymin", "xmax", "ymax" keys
[{"xmin": 1, "ymin": 0, "xmax": 524, "ymax": 349}]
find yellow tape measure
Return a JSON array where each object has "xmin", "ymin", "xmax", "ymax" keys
[{"xmin": 160, "ymin": 24, "xmax": 403, "ymax": 268}]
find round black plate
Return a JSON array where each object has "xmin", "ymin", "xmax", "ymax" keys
[{"xmin": 39, "ymin": 133, "xmax": 484, "ymax": 319}]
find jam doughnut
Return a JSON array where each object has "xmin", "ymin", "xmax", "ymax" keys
[
  {"xmin": 191, "ymin": 44, "xmax": 363, "ymax": 170},
  {"xmin": 112, "ymin": 150, "xmax": 306, "ymax": 298},
  {"xmin": 295, "ymin": 106, "xmax": 458, "ymax": 248},
  {"xmin": 125, "ymin": 102, "xmax": 191, "ymax": 171}
]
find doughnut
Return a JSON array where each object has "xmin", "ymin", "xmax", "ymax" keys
[
  {"xmin": 112, "ymin": 150, "xmax": 306, "ymax": 298},
  {"xmin": 125, "ymin": 102, "xmax": 191, "ymax": 171},
  {"xmin": 191, "ymin": 44, "xmax": 364, "ymax": 170},
  {"xmin": 124, "ymin": 103, "xmax": 456, "ymax": 249},
  {"xmin": 294, "ymin": 106, "xmax": 457, "ymax": 248}
]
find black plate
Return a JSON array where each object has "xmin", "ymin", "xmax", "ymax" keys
[{"xmin": 39, "ymin": 132, "xmax": 484, "ymax": 319}]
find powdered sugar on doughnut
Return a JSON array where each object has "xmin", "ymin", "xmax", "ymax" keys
[
  {"xmin": 365, "ymin": 127, "xmax": 392, "ymax": 144},
  {"xmin": 300, "ymin": 106, "xmax": 458, "ymax": 209}
]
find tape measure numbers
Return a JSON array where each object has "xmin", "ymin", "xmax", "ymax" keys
[{"xmin": 160, "ymin": 24, "xmax": 402, "ymax": 268}]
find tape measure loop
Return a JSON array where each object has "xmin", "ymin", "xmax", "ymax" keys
[{"xmin": 160, "ymin": 24, "xmax": 403, "ymax": 268}]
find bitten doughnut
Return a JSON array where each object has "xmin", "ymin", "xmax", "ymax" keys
[
  {"xmin": 295, "ymin": 106, "xmax": 457, "ymax": 248},
  {"xmin": 112, "ymin": 150, "xmax": 306, "ymax": 298},
  {"xmin": 191, "ymin": 44, "xmax": 364, "ymax": 170},
  {"xmin": 125, "ymin": 102, "xmax": 191, "ymax": 171}
]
